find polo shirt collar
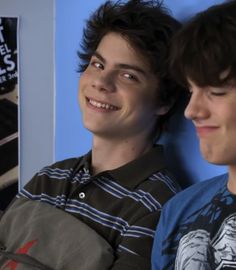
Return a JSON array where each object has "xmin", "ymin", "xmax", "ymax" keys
[
  {"xmin": 109, "ymin": 144, "xmax": 166, "ymax": 189},
  {"xmin": 78, "ymin": 145, "xmax": 166, "ymax": 189}
]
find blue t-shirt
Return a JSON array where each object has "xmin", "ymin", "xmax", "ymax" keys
[{"xmin": 152, "ymin": 173, "xmax": 236, "ymax": 269}]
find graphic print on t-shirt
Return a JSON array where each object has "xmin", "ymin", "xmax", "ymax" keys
[
  {"xmin": 175, "ymin": 214, "xmax": 236, "ymax": 269},
  {"xmin": 163, "ymin": 186, "xmax": 236, "ymax": 269}
]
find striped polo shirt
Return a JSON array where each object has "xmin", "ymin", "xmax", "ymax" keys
[{"xmin": 19, "ymin": 145, "xmax": 181, "ymax": 269}]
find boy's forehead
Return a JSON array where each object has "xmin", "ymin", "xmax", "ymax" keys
[
  {"xmin": 187, "ymin": 77, "xmax": 236, "ymax": 90},
  {"xmin": 96, "ymin": 32, "xmax": 154, "ymax": 73}
]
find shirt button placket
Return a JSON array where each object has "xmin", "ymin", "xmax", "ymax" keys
[{"xmin": 79, "ymin": 192, "xmax": 85, "ymax": 199}]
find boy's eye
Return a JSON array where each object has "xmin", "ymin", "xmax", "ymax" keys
[
  {"xmin": 209, "ymin": 89, "xmax": 227, "ymax": 96},
  {"xmin": 209, "ymin": 85, "xmax": 229, "ymax": 96},
  {"xmin": 91, "ymin": 61, "xmax": 103, "ymax": 70},
  {"xmin": 123, "ymin": 73, "xmax": 138, "ymax": 81}
]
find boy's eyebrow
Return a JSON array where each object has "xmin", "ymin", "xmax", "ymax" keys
[
  {"xmin": 93, "ymin": 51, "xmax": 148, "ymax": 77},
  {"xmin": 93, "ymin": 51, "xmax": 105, "ymax": 63}
]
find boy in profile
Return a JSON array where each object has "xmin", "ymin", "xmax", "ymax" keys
[{"xmin": 152, "ymin": 1, "xmax": 236, "ymax": 269}]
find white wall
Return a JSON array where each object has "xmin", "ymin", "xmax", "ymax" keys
[{"xmin": 0, "ymin": 0, "xmax": 55, "ymax": 187}]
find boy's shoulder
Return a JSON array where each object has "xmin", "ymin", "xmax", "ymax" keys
[
  {"xmin": 41, "ymin": 154, "xmax": 87, "ymax": 172},
  {"xmin": 164, "ymin": 173, "xmax": 228, "ymax": 211}
]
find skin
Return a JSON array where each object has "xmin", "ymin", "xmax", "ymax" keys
[
  {"xmin": 78, "ymin": 32, "xmax": 168, "ymax": 175},
  {"xmin": 185, "ymin": 79, "xmax": 236, "ymax": 193}
]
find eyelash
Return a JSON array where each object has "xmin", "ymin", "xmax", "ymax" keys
[
  {"xmin": 187, "ymin": 89, "xmax": 226, "ymax": 97},
  {"xmin": 210, "ymin": 92, "xmax": 226, "ymax": 96}
]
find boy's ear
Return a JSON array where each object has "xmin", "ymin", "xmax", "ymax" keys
[
  {"xmin": 155, "ymin": 105, "xmax": 171, "ymax": 116},
  {"xmin": 155, "ymin": 96, "xmax": 177, "ymax": 116}
]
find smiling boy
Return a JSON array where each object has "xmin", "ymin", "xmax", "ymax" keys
[
  {"xmin": 2, "ymin": 1, "xmax": 182, "ymax": 269},
  {"xmin": 152, "ymin": 1, "xmax": 236, "ymax": 269},
  {"xmin": 79, "ymin": 32, "xmax": 164, "ymax": 163}
]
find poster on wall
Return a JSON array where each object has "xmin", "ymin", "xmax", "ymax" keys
[{"xmin": 0, "ymin": 17, "xmax": 19, "ymax": 196}]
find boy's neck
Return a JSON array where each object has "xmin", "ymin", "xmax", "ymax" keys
[
  {"xmin": 90, "ymin": 136, "xmax": 153, "ymax": 176},
  {"xmin": 227, "ymin": 166, "xmax": 236, "ymax": 194}
]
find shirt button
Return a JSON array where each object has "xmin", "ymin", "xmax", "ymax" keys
[{"xmin": 79, "ymin": 192, "xmax": 85, "ymax": 199}]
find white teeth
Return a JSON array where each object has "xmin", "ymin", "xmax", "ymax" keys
[{"xmin": 89, "ymin": 99, "xmax": 117, "ymax": 110}]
